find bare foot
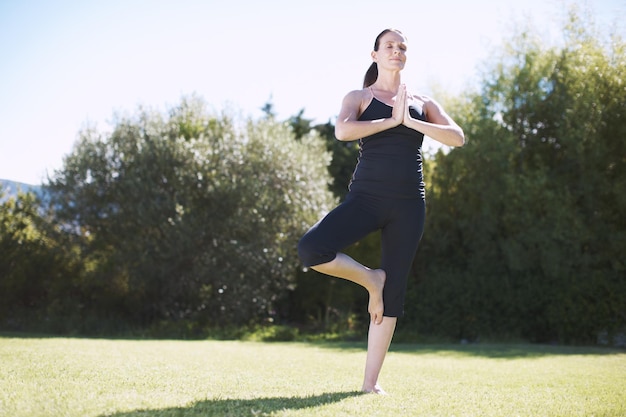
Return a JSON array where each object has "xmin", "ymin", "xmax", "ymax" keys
[
  {"xmin": 362, "ymin": 384, "xmax": 388, "ymax": 395},
  {"xmin": 367, "ymin": 269, "xmax": 386, "ymax": 325}
]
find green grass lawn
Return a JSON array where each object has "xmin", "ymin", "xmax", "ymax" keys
[{"xmin": 1, "ymin": 335, "xmax": 624, "ymax": 417}]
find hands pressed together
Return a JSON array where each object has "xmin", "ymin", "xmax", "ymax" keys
[{"xmin": 390, "ymin": 84, "xmax": 412, "ymax": 127}]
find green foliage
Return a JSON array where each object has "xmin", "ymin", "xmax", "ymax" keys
[
  {"xmin": 0, "ymin": 187, "xmax": 84, "ymax": 330},
  {"xmin": 45, "ymin": 95, "xmax": 336, "ymax": 329},
  {"xmin": 403, "ymin": 7, "xmax": 626, "ymax": 344}
]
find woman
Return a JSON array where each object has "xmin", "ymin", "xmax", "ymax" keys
[{"xmin": 297, "ymin": 29, "xmax": 464, "ymax": 394}]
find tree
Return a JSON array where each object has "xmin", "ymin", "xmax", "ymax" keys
[
  {"xmin": 46, "ymin": 95, "xmax": 336, "ymax": 329},
  {"xmin": 403, "ymin": 6, "xmax": 626, "ymax": 344},
  {"xmin": 0, "ymin": 187, "xmax": 81, "ymax": 330}
]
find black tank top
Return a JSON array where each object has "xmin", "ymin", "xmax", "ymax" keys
[{"xmin": 348, "ymin": 97, "xmax": 427, "ymax": 199}]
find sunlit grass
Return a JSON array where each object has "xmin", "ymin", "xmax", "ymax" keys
[{"xmin": 1, "ymin": 336, "xmax": 624, "ymax": 416}]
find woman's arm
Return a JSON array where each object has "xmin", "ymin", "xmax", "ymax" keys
[
  {"xmin": 334, "ymin": 89, "xmax": 404, "ymax": 141},
  {"xmin": 404, "ymin": 95, "xmax": 465, "ymax": 147}
]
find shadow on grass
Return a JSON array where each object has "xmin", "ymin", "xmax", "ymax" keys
[{"xmin": 100, "ymin": 391, "xmax": 363, "ymax": 417}]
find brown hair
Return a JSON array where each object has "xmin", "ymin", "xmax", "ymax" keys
[{"xmin": 363, "ymin": 29, "xmax": 406, "ymax": 88}]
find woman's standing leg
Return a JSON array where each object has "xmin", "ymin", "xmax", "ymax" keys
[
  {"xmin": 362, "ymin": 316, "xmax": 397, "ymax": 394},
  {"xmin": 361, "ymin": 198, "xmax": 425, "ymax": 394}
]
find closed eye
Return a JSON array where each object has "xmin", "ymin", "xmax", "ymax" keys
[{"xmin": 383, "ymin": 42, "xmax": 407, "ymax": 51}]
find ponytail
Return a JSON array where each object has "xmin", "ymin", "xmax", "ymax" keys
[{"xmin": 363, "ymin": 62, "xmax": 378, "ymax": 88}]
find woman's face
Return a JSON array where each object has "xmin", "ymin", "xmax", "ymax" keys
[{"xmin": 372, "ymin": 31, "xmax": 407, "ymax": 71}]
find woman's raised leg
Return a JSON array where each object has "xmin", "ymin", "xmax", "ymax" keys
[{"xmin": 310, "ymin": 252, "xmax": 386, "ymax": 324}]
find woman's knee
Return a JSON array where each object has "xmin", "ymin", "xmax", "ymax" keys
[
  {"xmin": 297, "ymin": 233, "xmax": 312, "ymax": 262},
  {"xmin": 297, "ymin": 230, "xmax": 319, "ymax": 265},
  {"xmin": 297, "ymin": 230, "xmax": 335, "ymax": 267}
]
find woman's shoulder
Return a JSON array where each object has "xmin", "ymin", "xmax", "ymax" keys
[
  {"xmin": 341, "ymin": 88, "xmax": 374, "ymax": 114},
  {"xmin": 343, "ymin": 88, "xmax": 372, "ymax": 102}
]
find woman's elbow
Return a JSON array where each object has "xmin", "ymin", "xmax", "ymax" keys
[
  {"xmin": 452, "ymin": 127, "xmax": 465, "ymax": 147},
  {"xmin": 334, "ymin": 125, "xmax": 351, "ymax": 141},
  {"xmin": 456, "ymin": 130, "xmax": 466, "ymax": 147}
]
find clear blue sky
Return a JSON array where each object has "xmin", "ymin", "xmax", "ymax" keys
[{"xmin": 0, "ymin": 0, "xmax": 623, "ymax": 184}]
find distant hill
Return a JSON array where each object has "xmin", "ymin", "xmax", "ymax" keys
[{"xmin": 0, "ymin": 179, "xmax": 43, "ymax": 201}]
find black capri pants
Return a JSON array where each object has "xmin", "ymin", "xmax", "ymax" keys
[{"xmin": 297, "ymin": 191, "xmax": 425, "ymax": 317}]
